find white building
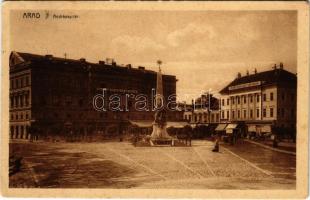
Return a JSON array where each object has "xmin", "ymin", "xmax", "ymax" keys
[
  {"xmin": 219, "ymin": 63, "xmax": 297, "ymax": 138},
  {"xmin": 182, "ymin": 95, "xmax": 220, "ymax": 125},
  {"xmin": 183, "ymin": 109, "xmax": 220, "ymax": 124}
]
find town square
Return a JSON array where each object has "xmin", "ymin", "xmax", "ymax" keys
[
  {"xmin": 10, "ymin": 140, "xmax": 295, "ymax": 189},
  {"xmin": 6, "ymin": 7, "xmax": 301, "ymax": 193}
]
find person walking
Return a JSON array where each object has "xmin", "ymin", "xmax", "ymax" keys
[
  {"xmin": 183, "ymin": 125, "xmax": 192, "ymax": 146},
  {"xmin": 272, "ymin": 134, "xmax": 278, "ymax": 148},
  {"xmin": 212, "ymin": 134, "xmax": 220, "ymax": 152},
  {"xmin": 186, "ymin": 129, "xmax": 192, "ymax": 146}
]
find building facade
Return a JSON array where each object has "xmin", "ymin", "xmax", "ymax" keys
[
  {"xmin": 219, "ymin": 63, "xmax": 297, "ymax": 138},
  {"xmin": 9, "ymin": 51, "xmax": 179, "ymax": 140},
  {"xmin": 183, "ymin": 109, "xmax": 220, "ymax": 124},
  {"xmin": 182, "ymin": 94, "xmax": 220, "ymax": 124}
]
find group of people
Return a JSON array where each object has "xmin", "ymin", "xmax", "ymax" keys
[{"xmin": 176, "ymin": 125, "xmax": 193, "ymax": 146}]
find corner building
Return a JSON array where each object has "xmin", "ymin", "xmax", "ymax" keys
[
  {"xmin": 219, "ymin": 64, "xmax": 297, "ymax": 138},
  {"xmin": 9, "ymin": 51, "xmax": 178, "ymax": 140}
]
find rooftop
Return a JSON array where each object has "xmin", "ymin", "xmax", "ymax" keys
[
  {"xmin": 9, "ymin": 51, "xmax": 167, "ymax": 76},
  {"xmin": 219, "ymin": 64, "xmax": 297, "ymax": 94}
]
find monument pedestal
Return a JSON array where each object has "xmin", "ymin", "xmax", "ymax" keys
[{"xmin": 150, "ymin": 124, "xmax": 174, "ymax": 146}]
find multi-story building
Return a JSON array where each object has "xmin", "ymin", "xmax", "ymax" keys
[
  {"xmin": 219, "ymin": 63, "xmax": 297, "ymax": 138},
  {"xmin": 183, "ymin": 109, "xmax": 220, "ymax": 125},
  {"xmin": 182, "ymin": 94, "xmax": 220, "ymax": 125},
  {"xmin": 9, "ymin": 51, "xmax": 178, "ymax": 140}
]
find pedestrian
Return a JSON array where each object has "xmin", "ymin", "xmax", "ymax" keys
[
  {"xmin": 212, "ymin": 134, "xmax": 220, "ymax": 152},
  {"xmin": 183, "ymin": 125, "xmax": 192, "ymax": 146},
  {"xmin": 133, "ymin": 131, "xmax": 139, "ymax": 146},
  {"xmin": 272, "ymin": 134, "xmax": 278, "ymax": 148},
  {"xmin": 229, "ymin": 132, "xmax": 234, "ymax": 145},
  {"xmin": 186, "ymin": 129, "xmax": 192, "ymax": 146}
]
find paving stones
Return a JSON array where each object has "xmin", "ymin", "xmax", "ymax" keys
[{"xmin": 9, "ymin": 140, "xmax": 295, "ymax": 189}]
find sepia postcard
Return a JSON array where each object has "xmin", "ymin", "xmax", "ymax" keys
[{"xmin": 1, "ymin": 1, "xmax": 309, "ymax": 199}]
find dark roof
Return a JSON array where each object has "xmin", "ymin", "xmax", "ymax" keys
[
  {"xmin": 11, "ymin": 51, "xmax": 170, "ymax": 77},
  {"xmin": 220, "ymin": 68, "xmax": 297, "ymax": 94}
]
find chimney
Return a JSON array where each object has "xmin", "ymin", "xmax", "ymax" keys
[
  {"xmin": 279, "ymin": 62, "xmax": 283, "ymax": 69},
  {"xmin": 273, "ymin": 64, "xmax": 277, "ymax": 70},
  {"xmin": 98, "ymin": 60, "xmax": 105, "ymax": 65},
  {"xmin": 112, "ymin": 61, "xmax": 116, "ymax": 66},
  {"xmin": 254, "ymin": 68, "xmax": 257, "ymax": 74},
  {"xmin": 138, "ymin": 66, "xmax": 145, "ymax": 70},
  {"xmin": 126, "ymin": 64, "xmax": 132, "ymax": 69},
  {"xmin": 80, "ymin": 58, "xmax": 86, "ymax": 62},
  {"xmin": 106, "ymin": 58, "xmax": 115, "ymax": 65},
  {"xmin": 246, "ymin": 70, "xmax": 249, "ymax": 76},
  {"xmin": 237, "ymin": 72, "xmax": 241, "ymax": 78}
]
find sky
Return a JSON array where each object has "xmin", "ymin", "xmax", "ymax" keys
[{"xmin": 10, "ymin": 10, "xmax": 297, "ymax": 102}]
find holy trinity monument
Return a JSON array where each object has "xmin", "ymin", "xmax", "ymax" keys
[{"xmin": 150, "ymin": 60, "xmax": 174, "ymax": 146}]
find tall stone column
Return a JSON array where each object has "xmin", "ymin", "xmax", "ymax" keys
[{"xmin": 150, "ymin": 61, "xmax": 171, "ymax": 140}]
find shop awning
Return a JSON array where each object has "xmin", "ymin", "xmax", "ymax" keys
[
  {"xmin": 215, "ymin": 124, "xmax": 227, "ymax": 131},
  {"xmin": 226, "ymin": 123, "xmax": 238, "ymax": 134},
  {"xmin": 197, "ymin": 124, "xmax": 209, "ymax": 127},
  {"xmin": 129, "ymin": 120, "xmax": 153, "ymax": 128},
  {"xmin": 189, "ymin": 123, "xmax": 208, "ymax": 128},
  {"xmin": 166, "ymin": 122, "xmax": 190, "ymax": 128},
  {"xmin": 247, "ymin": 125, "xmax": 256, "ymax": 132},
  {"xmin": 190, "ymin": 124, "xmax": 196, "ymax": 128},
  {"xmin": 261, "ymin": 125, "xmax": 272, "ymax": 133},
  {"xmin": 226, "ymin": 124, "xmax": 238, "ymax": 129}
]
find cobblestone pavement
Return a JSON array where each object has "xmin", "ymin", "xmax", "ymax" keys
[
  {"xmin": 221, "ymin": 141, "xmax": 296, "ymax": 180},
  {"xmin": 9, "ymin": 140, "xmax": 295, "ymax": 189}
]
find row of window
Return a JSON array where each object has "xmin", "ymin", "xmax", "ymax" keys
[
  {"xmin": 35, "ymin": 96, "xmax": 87, "ymax": 107},
  {"xmin": 222, "ymin": 108, "xmax": 270, "ymax": 119},
  {"xmin": 10, "ymin": 125, "xmax": 30, "ymax": 139},
  {"xmin": 184, "ymin": 113, "xmax": 220, "ymax": 123},
  {"xmin": 222, "ymin": 93, "xmax": 266, "ymax": 106},
  {"xmin": 11, "ymin": 112, "xmax": 29, "ymax": 121},
  {"xmin": 221, "ymin": 107, "xmax": 295, "ymax": 119},
  {"xmin": 35, "ymin": 77, "xmax": 88, "ymax": 90},
  {"xmin": 10, "ymin": 76, "xmax": 30, "ymax": 89},
  {"xmin": 10, "ymin": 93, "xmax": 30, "ymax": 108},
  {"xmin": 229, "ymin": 109, "xmax": 262, "ymax": 119},
  {"xmin": 222, "ymin": 92, "xmax": 295, "ymax": 106},
  {"xmin": 39, "ymin": 96, "xmax": 137, "ymax": 109}
]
